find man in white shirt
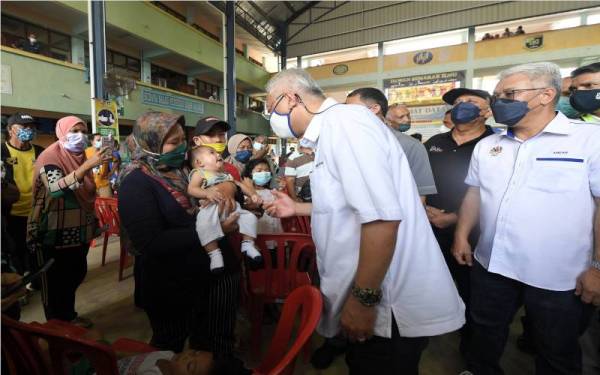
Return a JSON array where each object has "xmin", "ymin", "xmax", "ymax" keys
[
  {"xmin": 452, "ymin": 62, "xmax": 600, "ymax": 375},
  {"xmin": 263, "ymin": 68, "xmax": 465, "ymax": 374}
]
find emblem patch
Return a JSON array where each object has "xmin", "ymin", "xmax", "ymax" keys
[{"xmin": 489, "ymin": 146, "xmax": 503, "ymax": 156}]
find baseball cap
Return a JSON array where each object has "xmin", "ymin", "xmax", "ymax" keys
[
  {"xmin": 7, "ymin": 112, "xmax": 38, "ymax": 127},
  {"xmin": 442, "ymin": 88, "xmax": 491, "ymax": 105},
  {"xmin": 194, "ymin": 116, "xmax": 231, "ymax": 136}
]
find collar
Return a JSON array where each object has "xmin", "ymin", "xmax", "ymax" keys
[
  {"xmin": 500, "ymin": 111, "xmax": 572, "ymax": 139},
  {"xmin": 300, "ymin": 98, "xmax": 338, "ymax": 148}
]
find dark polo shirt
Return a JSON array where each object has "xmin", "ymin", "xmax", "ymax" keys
[{"xmin": 424, "ymin": 126, "xmax": 495, "ymax": 248}]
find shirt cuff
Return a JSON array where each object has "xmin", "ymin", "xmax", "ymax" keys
[
  {"xmin": 417, "ymin": 185, "xmax": 438, "ymax": 196},
  {"xmin": 357, "ymin": 208, "xmax": 404, "ymax": 224}
]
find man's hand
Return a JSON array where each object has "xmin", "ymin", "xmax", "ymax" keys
[
  {"xmin": 451, "ymin": 236, "xmax": 473, "ymax": 266},
  {"xmin": 204, "ymin": 188, "xmax": 224, "ymax": 204},
  {"xmin": 220, "ymin": 212, "xmax": 240, "ymax": 234},
  {"xmin": 340, "ymin": 295, "xmax": 376, "ymax": 342},
  {"xmin": 264, "ymin": 190, "xmax": 297, "ymax": 218},
  {"xmin": 575, "ymin": 267, "xmax": 600, "ymax": 306},
  {"xmin": 426, "ymin": 206, "xmax": 457, "ymax": 229}
]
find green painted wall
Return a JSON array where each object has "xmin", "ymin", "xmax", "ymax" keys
[
  {"xmin": 1, "ymin": 49, "xmax": 270, "ymax": 135},
  {"xmin": 59, "ymin": 1, "xmax": 270, "ymax": 89}
]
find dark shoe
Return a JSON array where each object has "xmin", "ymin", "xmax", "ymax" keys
[{"xmin": 310, "ymin": 339, "xmax": 347, "ymax": 370}]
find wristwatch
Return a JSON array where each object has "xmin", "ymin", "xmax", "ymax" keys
[
  {"xmin": 591, "ymin": 259, "xmax": 600, "ymax": 271},
  {"xmin": 351, "ymin": 284, "xmax": 382, "ymax": 307}
]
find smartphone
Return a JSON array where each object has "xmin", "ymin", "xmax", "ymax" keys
[
  {"xmin": 1, "ymin": 258, "xmax": 55, "ymax": 297},
  {"xmin": 101, "ymin": 134, "xmax": 114, "ymax": 160}
]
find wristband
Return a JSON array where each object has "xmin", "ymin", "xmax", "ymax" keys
[{"xmin": 351, "ymin": 284, "xmax": 382, "ymax": 307}]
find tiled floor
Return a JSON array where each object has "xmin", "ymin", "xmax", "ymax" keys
[{"xmin": 20, "ymin": 237, "xmax": 537, "ymax": 374}]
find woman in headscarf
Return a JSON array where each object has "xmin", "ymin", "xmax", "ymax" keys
[
  {"xmin": 118, "ymin": 112, "xmax": 240, "ymax": 357},
  {"xmin": 27, "ymin": 116, "xmax": 109, "ymax": 327},
  {"xmin": 225, "ymin": 133, "xmax": 253, "ymax": 176}
]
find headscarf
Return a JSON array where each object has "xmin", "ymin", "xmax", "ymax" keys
[
  {"xmin": 33, "ymin": 116, "xmax": 96, "ymax": 212},
  {"xmin": 118, "ymin": 112, "xmax": 192, "ymax": 211},
  {"xmin": 225, "ymin": 133, "xmax": 251, "ymax": 174}
]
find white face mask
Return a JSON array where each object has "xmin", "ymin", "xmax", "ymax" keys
[
  {"xmin": 270, "ymin": 111, "xmax": 297, "ymax": 139},
  {"xmin": 439, "ymin": 125, "xmax": 452, "ymax": 133},
  {"xmin": 253, "ymin": 142, "xmax": 264, "ymax": 151},
  {"xmin": 63, "ymin": 132, "xmax": 88, "ymax": 153}
]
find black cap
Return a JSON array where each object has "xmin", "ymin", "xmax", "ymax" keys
[
  {"xmin": 7, "ymin": 112, "xmax": 38, "ymax": 127},
  {"xmin": 442, "ymin": 88, "xmax": 491, "ymax": 105},
  {"xmin": 194, "ymin": 116, "xmax": 231, "ymax": 136}
]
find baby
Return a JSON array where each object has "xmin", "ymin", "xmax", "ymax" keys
[{"xmin": 188, "ymin": 146, "xmax": 263, "ymax": 273}]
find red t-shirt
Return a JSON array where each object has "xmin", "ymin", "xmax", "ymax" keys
[{"xmin": 223, "ymin": 162, "xmax": 240, "ymax": 181}]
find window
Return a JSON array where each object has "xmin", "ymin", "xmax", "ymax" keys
[
  {"xmin": 196, "ymin": 79, "xmax": 220, "ymax": 101},
  {"xmin": 1, "ymin": 15, "xmax": 71, "ymax": 61},
  {"xmin": 151, "ymin": 64, "xmax": 187, "ymax": 91},
  {"xmin": 384, "ymin": 29, "xmax": 467, "ymax": 55},
  {"xmin": 236, "ymin": 93, "xmax": 245, "ymax": 109},
  {"xmin": 106, "ymin": 50, "xmax": 140, "ymax": 80},
  {"xmin": 249, "ymin": 98, "xmax": 264, "ymax": 113}
]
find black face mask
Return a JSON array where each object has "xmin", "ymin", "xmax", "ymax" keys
[{"xmin": 569, "ymin": 89, "xmax": 600, "ymax": 114}]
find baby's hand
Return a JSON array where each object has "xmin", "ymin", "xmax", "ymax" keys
[
  {"xmin": 250, "ymin": 194, "xmax": 263, "ymax": 205},
  {"xmin": 205, "ymin": 188, "xmax": 224, "ymax": 204}
]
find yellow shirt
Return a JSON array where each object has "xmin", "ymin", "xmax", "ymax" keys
[
  {"xmin": 85, "ymin": 147, "xmax": 110, "ymax": 189},
  {"xmin": 5, "ymin": 142, "xmax": 36, "ymax": 216}
]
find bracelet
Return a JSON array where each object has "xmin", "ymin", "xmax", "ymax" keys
[{"xmin": 351, "ymin": 284, "xmax": 382, "ymax": 307}]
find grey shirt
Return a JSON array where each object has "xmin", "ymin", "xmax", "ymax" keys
[{"xmin": 391, "ymin": 129, "xmax": 437, "ymax": 196}]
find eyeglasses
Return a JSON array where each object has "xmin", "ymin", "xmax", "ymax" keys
[
  {"xmin": 491, "ymin": 87, "xmax": 548, "ymax": 102},
  {"xmin": 262, "ymin": 94, "xmax": 285, "ymax": 120}
]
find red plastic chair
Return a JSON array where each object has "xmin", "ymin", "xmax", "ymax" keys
[
  {"xmin": 280, "ymin": 216, "xmax": 311, "ymax": 235},
  {"xmin": 94, "ymin": 197, "xmax": 132, "ymax": 281},
  {"xmin": 2, "ymin": 315, "xmax": 120, "ymax": 375},
  {"xmin": 2, "ymin": 316, "xmax": 156, "ymax": 375},
  {"xmin": 247, "ymin": 233, "xmax": 317, "ymax": 358},
  {"xmin": 253, "ymin": 285, "xmax": 323, "ymax": 375}
]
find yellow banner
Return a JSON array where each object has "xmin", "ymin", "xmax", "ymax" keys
[{"xmin": 94, "ymin": 99, "xmax": 119, "ymax": 138}]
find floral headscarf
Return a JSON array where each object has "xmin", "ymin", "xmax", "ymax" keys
[{"xmin": 118, "ymin": 112, "xmax": 192, "ymax": 211}]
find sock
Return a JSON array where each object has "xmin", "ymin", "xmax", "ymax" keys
[
  {"xmin": 241, "ymin": 240, "xmax": 262, "ymax": 260},
  {"xmin": 208, "ymin": 249, "xmax": 224, "ymax": 272}
]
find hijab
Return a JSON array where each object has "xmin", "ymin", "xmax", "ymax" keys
[
  {"xmin": 225, "ymin": 133, "xmax": 251, "ymax": 173},
  {"xmin": 33, "ymin": 116, "xmax": 96, "ymax": 212},
  {"xmin": 118, "ymin": 112, "xmax": 192, "ymax": 211}
]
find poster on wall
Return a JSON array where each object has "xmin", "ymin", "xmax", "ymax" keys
[
  {"xmin": 384, "ymin": 71, "xmax": 464, "ymax": 106},
  {"xmin": 94, "ymin": 99, "xmax": 119, "ymax": 138},
  {"xmin": 408, "ymin": 104, "xmax": 450, "ymax": 126}
]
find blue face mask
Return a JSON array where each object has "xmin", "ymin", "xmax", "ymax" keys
[
  {"xmin": 235, "ymin": 150, "xmax": 252, "ymax": 163},
  {"xmin": 398, "ymin": 123, "xmax": 411, "ymax": 132},
  {"xmin": 16, "ymin": 128, "xmax": 35, "ymax": 142},
  {"xmin": 451, "ymin": 102, "xmax": 481, "ymax": 124},
  {"xmin": 252, "ymin": 171, "xmax": 272, "ymax": 186},
  {"xmin": 94, "ymin": 140, "xmax": 102, "ymax": 149},
  {"xmin": 557, "ymin": 96, "xmax": 580, "ymax": 119},
  {"xmin": 491, "ymin": 98, "xmax": 530, "ymax": 127}
]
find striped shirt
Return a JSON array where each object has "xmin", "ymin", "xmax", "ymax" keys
[{"xmin": 284, "ymin": 152, "xmax": 315, "ymax": 193}]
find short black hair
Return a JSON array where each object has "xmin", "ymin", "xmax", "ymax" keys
[
  {"xmin": 411, "ymin": 133, "xmax": 423, "ymax": 142},
  {"xmin": 347, "ymin": 87, "xmax": 389, "ymax": 116},
  {"xmin": 571, "ymin": 63, "xmax": 600, "ymax": 78},
  {"xmin": 91, "ymin": 133, "xmax": 101, "ymax": 138},
  {"xmin": 242, "ymin": 158, "xmax": 270, "ymax": 179}
]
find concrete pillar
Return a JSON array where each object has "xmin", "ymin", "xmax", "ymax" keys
[
  {"xmin": 141, "ymin": 58, "xmax": 152, "ymax": 83},
  {"xmin": 465, "ymin": 26, "xmax": 476, "ymax": 89},
  {"xmin": 377, "ymin": 41, "xmax": 384, "ymax": 91},
  {"xmin": 71, "ymin": 36, "xmax": 86, "ymax": 66}
]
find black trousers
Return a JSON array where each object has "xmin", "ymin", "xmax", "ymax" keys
[
  {"xmin": 468, "ymin": 261, "xmax": 594, "ymax": 375},
  {"xmin": 39, "ymin": 245, "xmax": 89, "ymax": 321},
  {"xmin": 6, "ymin": 215, "xmax": 30, "ymax": 275},
  {"xmin": 345, "ymin": 319, "xmax": 429, "ymax": 375},
  {"xmin": 145, "ymin": 272, "xmax": 240, "ymax": 355}
]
